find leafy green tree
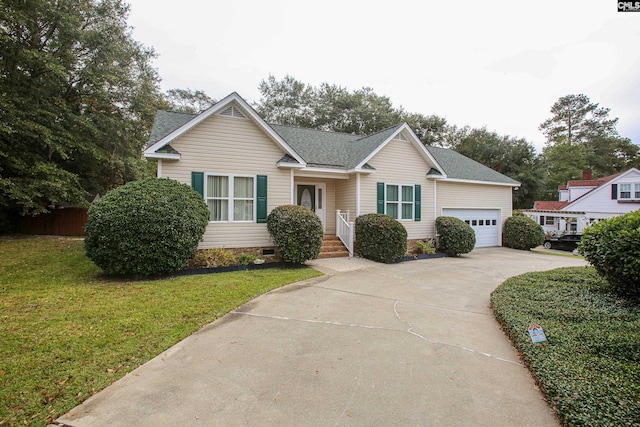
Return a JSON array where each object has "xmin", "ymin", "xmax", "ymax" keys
[
  {"xmin": 164, "ymin": 88, "xmax": 216, "ymax": 114},
  {"xmin": 0, "ymin": 0, "xmax": 163, "ymax": 216},
  {"xmin": 256, "ymin": 75, "xmax": 315, "ymax": 128},
  {"xmin": 584, "ymin": 135, "xmax": 639, "ymax": 177},
  {"xmin": 255, "ymin": 75, "xmax": 451, "ymax": 145},
  {"xmin": 451, "ymin": 128, "xmax": 544, "ymax": 208},
  {"xmin": 541, "ymin": 141, "xmax": 589, "ymax": 199},
  {"xmin": 403, "ymin": 112, "xmax": 451, "ymax": 146}
]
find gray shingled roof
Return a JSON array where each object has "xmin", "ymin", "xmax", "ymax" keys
[
  {"xmin": 147, "ymin": 110, "xmax": 196, "ymax": 148},
  {"xmin": 147, "ymin": 109, "xmax": 518, "ymax": 185},
  {"xmin": 348, "ymin": 125, "xmax": 403, "ymax": 168},
  {"xmin": 269, "ymin": 124, "xmax": 403, "ymax": 169},
  {"xmin": 426, "ymin": 146, "xmax": 520, "ymax": 185},
  {"xmin": 270, "ymin": 125, "xmax": 359, "ymax": 168}
]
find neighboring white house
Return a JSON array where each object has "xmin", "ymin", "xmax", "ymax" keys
[
  {"xmin": 522, "ymin": 168, "xmax": 640, "ymax": 236},
  {"xmin": 143, "ymin": 92, "xmax": 520, "ymax": 256}
]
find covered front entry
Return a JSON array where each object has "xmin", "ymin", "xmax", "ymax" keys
[
  {"xmin": 296, "ymin": 183, "xmax": 326, "ymax": 232},
  {"xmin": 442, "ymin": 208, "xmax": 501, "ymax": 247}
]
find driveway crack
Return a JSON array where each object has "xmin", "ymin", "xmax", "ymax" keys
[
  {"xmin": 392, "ymin": 301, "xmax": 522, "ymax": 366},
  {"xmin": 230, "ymin": 307, "xmax": 522, "ymax": 366}
]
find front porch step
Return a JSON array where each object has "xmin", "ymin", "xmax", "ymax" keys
[{"xmin": 319, "ymin": 236, "xmax": 350, "ymax": 258}]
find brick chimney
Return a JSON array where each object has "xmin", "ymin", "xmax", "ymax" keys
[{"xmin": 582, "ymin": 169, "xmax": 593, "ymax": 180}]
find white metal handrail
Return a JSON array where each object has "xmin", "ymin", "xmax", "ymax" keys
[{"xmin": 336, "ymin": 210, "xmax": 354, "ymax": 257}]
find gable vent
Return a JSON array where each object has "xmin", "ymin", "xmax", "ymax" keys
[
  {"xmin": 395, "ymin": 132, "xmax": 408, "ymax": 141},
  {"xmin": 219, "ymin": 105, "xmax": 246, "ymax": 118}
]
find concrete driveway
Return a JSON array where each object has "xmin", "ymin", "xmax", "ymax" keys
[{"xmin": 57, "ymin": 248, "xmax": 587, "ymax": 427}]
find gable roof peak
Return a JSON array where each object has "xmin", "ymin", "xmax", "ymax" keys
[{"xmin": 144, "ymin": 92, "xmax": 306, "ymax": 165}]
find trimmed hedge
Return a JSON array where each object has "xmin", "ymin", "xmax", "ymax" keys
[
  {"xmin": 435, "ymin": 216, "xmax": 475, "ymax": 256},
  {"xmin": 267, "ymin": 205, "xmax": 323, "ymax": 264},
  {"xmin": 355, "ymin": 213, "xmax": 407, "ymax": 263},
  {"xmin": 502, "ymin": 215, "xmax": 545, "ymax": 250},
  {"xmin": 84, "ymin": 178, "xmax": 209, "ymax": 276},
  {"xmin": 579, "ymin": 210, "xmax": 640, "ymax": 298}
]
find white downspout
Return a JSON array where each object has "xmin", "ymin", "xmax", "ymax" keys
[
  {"xmin": 433, "ymin": 179, "xmax": 437, "ymax": 239},
  {"xmin": 157, "ymin": 159, "xmax": 163, "ymax": 178},
  {"xmin": 356, "ymin": 173, "xmax": 361, "ymax": 217},
  {"xmin": 290, "ymin": 169, "xmax": 295, "ymax": 204}
]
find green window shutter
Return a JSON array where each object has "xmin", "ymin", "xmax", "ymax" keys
[
  {"xmin": 539, "ymin": 216, "xmax": 545, "ymax": 226},
  {"xmin": 191, "ymin": 172, "xmax": 204, "ymax": 198},
  {"xmin": 414, "ymin": 184, "xmax": 421, "ymax": 221},
  {"xmin": 256, "ymin": 175, "xmax": 268, "ymax": 223},
  {"xmin": 611, "ymin": 184, "xmax": 618, "ymax": 200},
  {"xmin": 377, "ymin": 182, "xmax": 385, "ymax": 214}
]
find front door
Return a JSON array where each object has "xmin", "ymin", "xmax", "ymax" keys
[{"xmin": 297, "ymin": 184, "xmax": 326, "ymax": 232}]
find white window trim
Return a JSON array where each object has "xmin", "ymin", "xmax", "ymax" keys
[
  {"xmin": 618, "ymin": 182, "xmax": 640, "ymax": 201},
  {"xmin": 385, "ymin": 183, "xmax": 414, "ymax": 221},
  {"xmin": 204, "ymin": 173, "xmax": 256, "ymax": 223}
]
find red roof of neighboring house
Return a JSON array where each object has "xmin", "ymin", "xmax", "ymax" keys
[
  {"xmin": 536, "ymin": 171, "xmax": 627, "ymax": 211},
  {"xmin": 566, "ymin": 171, "xmax": 623, "ymax": 188},
  {"xmin": 534, "ymin": 201, "xmax": 569, "ymax": 210},
  {"xmin": 567, "ymin": 179, "xmax": 601, "ymax": 187}
]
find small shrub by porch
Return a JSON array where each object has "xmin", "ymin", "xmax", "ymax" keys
[
  {"xmin": 355, "ymin": 213, "xmax": 407, "ymax": 263},
  {"xmin": 267, "ymin": 205, "xmax": 323, "ymax": 264}
]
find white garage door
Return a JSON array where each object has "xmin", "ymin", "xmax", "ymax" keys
[{"xmin": 442, "ymin": 209, "xmax": 501, "ymax": 247}]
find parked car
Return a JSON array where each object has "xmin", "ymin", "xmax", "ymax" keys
[{"xmin": 543, "ymin": 234, "xmax": 582, "ymax": 251}]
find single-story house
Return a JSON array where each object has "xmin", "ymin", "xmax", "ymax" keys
[
  {"xmin": 522, "ymin": 168, "xmax": 640, "ymax": 236},
  {"xmin": 143, "ymin": 92, "xmax": 520, "ymax": 256}
]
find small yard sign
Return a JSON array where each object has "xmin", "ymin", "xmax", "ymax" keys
[{"xmin": 527, "ymin": 324, "xmax": 548, "ymax": 344}]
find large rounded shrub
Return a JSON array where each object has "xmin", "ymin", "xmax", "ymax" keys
[
  {"xmin": 355, "ymin": 213, "xmax": 407, "ymax": 263},
  {"xmin": 436, "ymin": 216, "xmax": 475, "ymax": 256},
  {"xmin": 579, "ymin": 210, "xmax": 640, "ymax": 298},
  {"xmin": 267, "ymin": 205, "xmax": 323, "ymax": 264},
  {"xmin": 502, "ymin": 215, "xmax": 545, "ymax": 250},
  {"xmin": 85, "ymin": 178, "xmax": 209, "ymax": 276}
]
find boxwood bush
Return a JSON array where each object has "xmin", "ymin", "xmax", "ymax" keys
[
  {"xmin": 355, "ymin": 213, "xmax": 407, "ymax": 263},
  {"xmin": 435, "ymin": 216, "xmax": 475, "ymax": 256},
  {"xmin": 579, "ymin": 210, "xmax": 640, "ymax": 298},
  {"xmin": 267, "ymin": 205, "xmax": 323, "ymax": 264},
  {"xmin": 502, "ymin": 215, "xmax": 545, "ymax": 250},
  {"xmin": 85, "ymin": 178, "xmax": 209, "ymax": 276}
]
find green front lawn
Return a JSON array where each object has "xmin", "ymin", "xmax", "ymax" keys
[
  {"xmin": 492, "ymin": 267, "xmax": 640, "ymax": 426},
  {"xmin": 0, "ymin": 237, "xmax": 322, "ymax": 426}
]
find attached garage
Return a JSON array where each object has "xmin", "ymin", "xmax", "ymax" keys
[{"xmin": 442, "ymin": 208, "xmax": 501, "ymax": 247}]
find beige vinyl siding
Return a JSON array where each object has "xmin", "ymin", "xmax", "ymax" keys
[
  {"xmin": 437, "ymin": 181, "xmax": 513, "ymax": 222},
  {"xmin": 360, "ymin": 139, "xmax": 434, "ymax": 240},
  {"xmin": 293, "ymin": 177, "xmax": 337, "ymax": 234},
  {"xmin": 335, "ymin": 176, "xmax": 357, "ymax": 218},
  {"xmin": 160, "ymin": 110, "xmax": 291, "ymax": 248},
  {"xmin": 421, "ymin": 179, "xmax": 436, "ymax": 238}
]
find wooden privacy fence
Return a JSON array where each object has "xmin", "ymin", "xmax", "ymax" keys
[{"xmin": 18, "ymin": 207, "xmax": 88, "ymax": 236}]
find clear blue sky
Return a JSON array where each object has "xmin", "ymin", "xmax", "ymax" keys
[{"xmin": 127, "ymin": 0, "xmax": 640, "ymax": 152}]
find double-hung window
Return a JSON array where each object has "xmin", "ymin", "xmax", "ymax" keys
[
  {"xmin": 206, "ymin": 174, "xmax": 254, "ymax": 222},
  {"xmin": 620, "ymin": 183, "xmax": 632, "ymax": 199},
  {"xmin": 635, "ymin": 183, "xmax": 640, "ymax": 199},
  {"xmin": 386, "ymin": 184, "xmax": 414, "ymax": 220}
]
